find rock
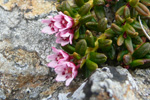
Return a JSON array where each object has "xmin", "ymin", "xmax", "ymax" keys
[
  {"xmin": 0, "ymin": 0, "xmax": 57, "ymax": 19},
  {"xmin": 0, "ymin": 89, "xmax": 6, "ymax": 99},
  {"xmin": 57, "ymin": 66, "xmax": 143, "ymax": 100},
  {"xmin": 132, "ymin": 69, "xmax": 150, "ymax": 100}
]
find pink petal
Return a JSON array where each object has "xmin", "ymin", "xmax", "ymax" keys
[
  {"xmin": 72, "ymin": 70, "xmax": 78, "ymax": 78},
  {"xmin": 59, "ymin": 28, "xmax": 67, "ymax": 32},
  {"xmin": 54, "ymin": 14, "xmax": 63, "ymax": 20},
  {"xmin": 54, "ymin": 21, "xmax": 63, "ymax": 29},
  {"xmin": 64, "ymin": 17, "xmax": 73, "ymax": 29},
  {"xmin": 57, "ymin": 39, "xmax": 69, "ymax": 46},
  {"xmin": 55, "ymin": 65, "xmax": 65, "ymax": 73},
  {"xmin": 56, "ymin": 75, "xmax": 66, "ymax": 82},
  {"xmin": 60, "ymin": 32, "xmax": 70, "ymax": 37},
  {"xmin": 65, "ymin": 78, "xmax": 73, "ymax": 86},
  {"xmin": 47, "ymin": 54, "xmax": 57, "ymax": 60},
  {"xmin": 69, "ymin": 34, "xmax": 73, "ymax": 44},
  {"xmin": 60, "ymin": 50, "xmax": 69, "ymax": 60},
  {"xmin": 48, "ymin": 16, "xmax": 54, "ymax": 19},
  {"xmin": 47, "ymin": 61, "xmax": 58, "ymax": 68},
  {"xmin": 41, "ymin": 26, "xmax": 56, "ymax": 35},
  {"xmin": 58, "ymin": 12, "xmax": 65, "ymax": 16},
  {"xmin": 56, "ymin": 37, "xmax": 70, "ymax": 46},
  {"xmin": 52, "ymin": 47, "xmax": 60, "ymax": 54},
  {"xmin": 41, "ymin": 19, "xmax": 51, "ymax": 24},
  {"xmin": 41, "ymin": 16, "xmax": 54, "ymax": 24}
]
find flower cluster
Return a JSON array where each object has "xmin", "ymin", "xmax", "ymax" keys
[
  {"xmin": 42, "ymin": 12, "xmax": 74, "ymax": 46},
  {"xmin": 42, "ymin": 12, "xmax": 78, "ymax": 86},
  {"xmin": 47, "ymin": 47, "xmax": 78, "ymax": 86}
]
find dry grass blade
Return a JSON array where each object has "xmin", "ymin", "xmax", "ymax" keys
[{"xmin": 138, "ymin": 16, "xmax": 150, "ymax": 40}]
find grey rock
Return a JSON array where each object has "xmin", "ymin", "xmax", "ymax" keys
[
  {"xmin": 133, "ymin": 69, "xmax": 150, "ymax": 100},
  {"xmin": 59, "ymin": 66, "xmax": 141, "ymax": 100},
  {"xmin": 0, "ymin": 89, "xmax": 6, "ymax": 100}
]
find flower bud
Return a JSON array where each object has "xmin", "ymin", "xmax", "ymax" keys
[
  {"xmin": 98, "ymin": 18, "xmax": 108, "ymax": 32},
  {"xmin": 86, "ymin": 59, "xmax": 98, "ymax": 71},
  {"xmin": 132, "ymin": 42, "xmax": 150, "ymax": 58},
  {"xmin": 135, "ymin": 3, "xmax": 150, "ymax": 16},
  {"xmin": 125, "ymin": 36, "xmax": 134, "ymax": 54},
  {"xmin": 75, "ymin": 39, "xmax": 87, "ymax": 56},
  {"xmin": 93, "ymin": 0, "xmax": 105, "ymax": 6},
  {"xmin": 117, "ymin": 34, "xmax": 124, "ymax": 46},
  {"xmin": 78, "ymin": 3, "xmax": 91, "ymax": 16},
  {"xmin": 89, "ymin": 52, "xmax": 107, "ymax": 64},
  {"xmin": 85, "ymin": 30, "xmax": 95, "ymax": 47}
]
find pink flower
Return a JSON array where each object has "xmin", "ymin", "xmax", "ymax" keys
[
  {"xmin": 55, "ymin": 61, "xmax": 78, "ymax": 86},
  {"xmin": 47, "ymin": 47, "xmax": 69, "ymax": 68},
  {"xmin": 41, "ymin": 16, "xmax": 59, "ymax": 35},
  {"xmin": 54, "ymin": 12, "xmax": 74, "ymax": 31},
  {"xmin": 56, "ymin": 29, "xmax": 74, "ymax": 46}
]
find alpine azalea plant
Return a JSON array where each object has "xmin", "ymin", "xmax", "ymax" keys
[{"xmin": 41, "ymin": 0, "xmax": 150, "ymax": 86}]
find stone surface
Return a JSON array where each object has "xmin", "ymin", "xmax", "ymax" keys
[
  {"xmin": 58, "ymin": 67, "xmax": 141, "ymax": 100},
  {"xmin": 56, "ymin": 67, "xmax": 150, "ymax": 100},
  {"xmin": 0, "ymin": 0, "xmax": 150, "ymax": 100},
  {"xmin": 0, "ymin": 0, "xmax": 82, "ymax": 99},
  {"xmin": 132, "ymin": 69, "xmax": 150, "ymax": 100},
  {"xmin": 0, "ymin": 0, "xmax": 57, "ymax": 19}
]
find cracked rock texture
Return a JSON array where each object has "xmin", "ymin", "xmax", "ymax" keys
[{"xmin": 0, "ymin": 0, "xmax": 150, "ymax": 100}]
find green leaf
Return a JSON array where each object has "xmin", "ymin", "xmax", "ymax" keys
[
  {"xmin": 75, "ymin": 39, "xmax": 87, "ymax": 56},
  {"xmin": 89, "ymin": 52, "xmax": 107, "ymax": 64},
  {"xmin": 86, "ymin": 59, "xmax": 98, "ymax": 71}
]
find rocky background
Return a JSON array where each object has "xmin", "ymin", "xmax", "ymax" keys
[{"xmin": 0, "ymin": 0, "xmax": 150, "ymax": 100}]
